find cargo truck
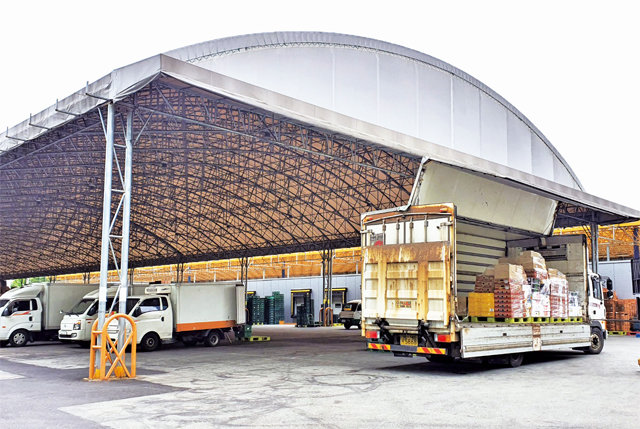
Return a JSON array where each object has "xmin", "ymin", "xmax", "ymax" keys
[
  {"xmin": 361, "ymin": 202, "xmax": 608, "ymax": 367},
  {"xmin": 58, "ymin": 284, "xmax": 148, "ymax": 345},
  {"xmin": 108, "ymin": 282, "xmax": 247, "ymax": 351},
  {"xmin": 0, "ymin": 283, "xmax": 97, "ymax": 347}
]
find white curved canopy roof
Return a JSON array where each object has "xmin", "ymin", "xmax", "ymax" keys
[{"xmin": 165, "ymin": 32, "xmax": 582, "ymax": 190}]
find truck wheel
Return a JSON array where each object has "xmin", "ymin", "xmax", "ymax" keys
[
  {"xmin": 584, "ymin": 328, "xmax": 604, "ymax": 355},
  {"xmin": 507, "ymin": 353, "xmax": 524, "ymax": 368},
  {"xmin": 141, "ymin": 332, "xmax": 160, "ymax": 352},
  {"xmin": 344, "ymin": 322, "xmax": 352, "ymax": 330},
  {"xmin": 205, "ymin": 330, "xmax": 221, "ymax": 347},
  {"xmin": 9, "ymin": 329, "xmax": 29, "ymax": 347}
]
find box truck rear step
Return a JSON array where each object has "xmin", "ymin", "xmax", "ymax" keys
[{"xmin": 367, "ymin": 342, "xmax": 446, "ymax": 356}]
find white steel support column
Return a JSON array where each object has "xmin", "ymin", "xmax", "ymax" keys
[
  {"xmin": 591, "ymin": 222, "xmax": 599, "ymax": 274},
  {"xmin": 117, "ymin": 110, "xmax": 134, "ymax": 349},
  {"xmin": 97, "ymin": 103, "xmax": 115, "ymax": 347}
]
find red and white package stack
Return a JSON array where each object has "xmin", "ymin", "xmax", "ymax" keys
[
  {"xmin": 493, "ymin": 263, "xmax": 526, "ymax": 318},
  {"xmin": 548, "ymin": 268, "xmax": 568, "ymax": 318}
]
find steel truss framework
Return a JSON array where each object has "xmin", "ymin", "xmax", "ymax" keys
[{"xmin": 0, "ymin": 75, "xmax": 420, "ymax": 280}]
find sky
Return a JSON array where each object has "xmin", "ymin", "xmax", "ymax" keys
[{"xmin": 1, "ymin": 0, "xmax": 639, "ymax": 209}]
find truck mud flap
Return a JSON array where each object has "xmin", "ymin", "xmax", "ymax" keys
[{"xmin": 368, "ymin": 342, "xmax": 446, "ymax": 356}]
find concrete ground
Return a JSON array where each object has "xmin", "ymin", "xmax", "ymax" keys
[{"xmin": 0, "ymin": 326, "xmax": 638, "ymax": 428}]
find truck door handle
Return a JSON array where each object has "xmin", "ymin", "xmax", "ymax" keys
[
  {"xmin": 29, "ymin": 316, "xmax": 32, "ymax": 321},
  {"xmin": 161, "ymin": 316, "xmax": 165, "ymax": 322}
]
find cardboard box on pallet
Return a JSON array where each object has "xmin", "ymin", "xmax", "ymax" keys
[
  {"xmin": 494, "ymin": 263, "xmax": 526, "ymax": 283},
  {"xmin": 517, "ymin": 251, "xmax": 548, "ymax": 280}
]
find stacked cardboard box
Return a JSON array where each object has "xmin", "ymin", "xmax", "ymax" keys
[
  {"xmin": 548, "ymin": 268, "xmax": 568, "ymax": 318},
  {"xmin": 517, "ymin": 251, "xmax": 548, "ymax": 281},
  {"xmin": 468, "ymin": 292, "xmax": 495, "ymax": 317},
  {"xmin": 474, "ymin": 267, "xmax": 495, "ymax": 292},
  {"xmin": 606, "ymin": 298, "xmax": 638, "ymax": 331},
  {"xmin": 493, "ymin": 263, "xmax": 525, "ymax": 318}
]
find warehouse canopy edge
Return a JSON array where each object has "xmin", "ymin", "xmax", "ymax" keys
[
  {"xmin": 411, "ymin": 158, "xmax": 640, "ymax": 230},
  {"xmin": 2, "ymin": 52, "xmax": 636, "ymax": 226}
]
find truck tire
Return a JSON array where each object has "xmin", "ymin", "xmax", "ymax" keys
[
  {"xmin": 205, "ymin": 330, "xmax": 221, "ymax": 347},
  {"xmin": 9, "ymin": 329, "xmax": 29, "ymax": 347},
  {"xmin": 141, "ymin": 332, "xmax": 160, "ymax": 352},
  {"xmin": 344, "ymin": 321, "xmax": 352, "ymax": 330},
  {"xmin": 507, "ymin": 353, "xmax": 524, "ymax": 368},
  {"xmin": 584, "ymin": 328, "xmax": 604, "ymax": 355}
]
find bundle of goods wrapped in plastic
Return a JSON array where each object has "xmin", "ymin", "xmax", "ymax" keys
[
  {"xmin": 472, "ymin": 251, "xmax": 572, "ymax": 320},
  {"xmin": 548, "ymin": 268, "xmax": 569, "ymax": 318},
  {"xmin": 531, "ymin": 291, "xmax": 550, "ymax": 317},
  {"xmin": 568, "ymin": 291, "xmax": 581, "ymax": 317}
]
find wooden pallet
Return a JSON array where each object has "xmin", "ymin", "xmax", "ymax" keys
[{"xmin": 242, "ymin": 336, "xmax": 271, "ymax": 342}]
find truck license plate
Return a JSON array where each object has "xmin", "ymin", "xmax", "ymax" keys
[{"xmin": 400, "ymin": 335, "xmax": 418, "ymax": 346}]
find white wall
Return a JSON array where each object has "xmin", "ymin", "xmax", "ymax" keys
[{"xmin": 598, "ymin": 260, "xmax": 636, "ymax": 299}]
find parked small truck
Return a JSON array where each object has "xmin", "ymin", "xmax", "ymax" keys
[
  {"xmin": 0, "ymin": 283, "xmax": 97, "ymax": 347},
  {"xmin": 361, "ymin": 203, "xmax": 608, "ymax": 367},
  {"xmin": 108, "ymin": 281, "xmax": 247, "ymax": 351},
  {"xmin": 58, "ymin": 284, "xmax": 148, "ymax": 345}
]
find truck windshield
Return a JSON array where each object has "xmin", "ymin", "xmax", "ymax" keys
[
  {"xmin": 0, "ymin": 299, "xmax": 8, "ymax": 309},
  {"xmin": 68, "ymin": 299, "xmax": 95, "ymax": 315},
  {"xmin": 342, "ymin": 303, "xmax": 355, "ymax": 311},
  {"xmin": 126, "ymin": 297, "xmax": 140, "ymax": 314}
]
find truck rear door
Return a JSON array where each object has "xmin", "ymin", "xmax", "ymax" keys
[{"xmin": 361, "ymin": 204, "xmax": 454, "ymax": 330}]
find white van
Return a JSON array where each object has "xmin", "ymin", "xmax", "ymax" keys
[{"xmin": 338, "ymin": 300, "xmax": 361, "ymax": 330}]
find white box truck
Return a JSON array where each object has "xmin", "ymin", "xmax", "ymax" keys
[
  {"xmin": 58, "ymin": 284, "xmax": 148, "ymax": 345},
  {"xmin": 0, "ymin": 283, "xmax": 97, "ymax": 347},
  {"xmin": 108, "ymin": 281, "xmax": 247, "ymax": 351},
  {"xmin": 361, "ymin": 203, "xmax": 608, "ymax": 367}
]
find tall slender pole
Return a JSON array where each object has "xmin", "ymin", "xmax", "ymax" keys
[
  {"xmin": 590, "ymin": 222, "xmax": 599, "ymax": 274},
  {"xmin": 118, "ymin": 110, "xmax": 134, "ymax": 349},
  {"xmin": 96, "ymin": 103, "xmax": 115, "ymax": 368}
]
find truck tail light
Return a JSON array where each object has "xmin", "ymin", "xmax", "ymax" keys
[
  {"xmin": 366, "ymin": 330, "xmax": 380, "ymax": 339},
  {"xmin": 434, "ymin": 334, "xmax": 451, "ymax": 343}
]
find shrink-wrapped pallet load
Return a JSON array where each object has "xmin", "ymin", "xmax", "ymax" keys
[{"xmin": 548, "ymin": 268, "xmax": 568, "ymax": 318}]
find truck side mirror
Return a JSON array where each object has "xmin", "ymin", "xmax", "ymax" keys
[
  {"xmin": 606, "ymin": 290, "xmax": 614, "ymax": 299},
  {"xmin": 605, "ymin": 278, "xmax": 613, "ymax": 291}
]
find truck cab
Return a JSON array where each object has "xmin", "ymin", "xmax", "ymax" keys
[
  {"xmin": 0, "ymin": 286, "xmax": 43, "ymax": 346},
  {"xmin": 59, "ymin": 284, "xmax": 148, "ymax": 345},
  {"xmin": 108, "ymin": 294, "xmax": 173, "ymax": 352}
]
